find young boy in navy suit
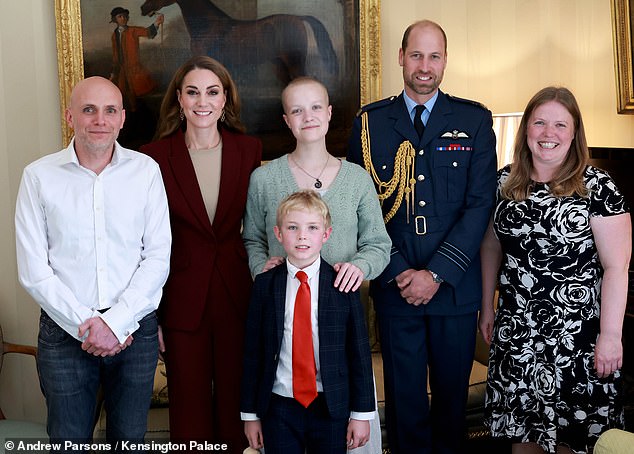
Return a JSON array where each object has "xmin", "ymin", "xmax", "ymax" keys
[{"xmin": 240, "ymin": 190, "xmax": 375, "ymax": 453}]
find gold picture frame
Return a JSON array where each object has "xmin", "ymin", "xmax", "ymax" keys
[
  {"xmin": 54, "ymin": 0, "xmax": 382, "ymax": 147},
  {"xmin": 611, "ymin": 0, "xmax": 634, "ymax": 113}
]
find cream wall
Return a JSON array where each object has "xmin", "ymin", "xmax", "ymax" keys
[
  {"xmin": 380, "ymin": 0, "xmax": 634, "ymax": 147},
  {"xmin": 0, "ymin": 0, "xmax": 60, "ymax": 423},
  {"xmin": 0, "ymin": 0, "xmax": 633, "ymax": 423}
]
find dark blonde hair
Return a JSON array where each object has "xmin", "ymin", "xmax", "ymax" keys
[
  {"xmin": 502, "ymin": 86, "xmax": 589, "ymax": 201},
  {"xmin": 276, "ymin": 190, "xmax": 332, "ymax": 229},
  {"xmin": 153, "ymin": 56, "xmax": 245, "ymax": 140},
  {"xmin": 281, "ymin": 76, "xmax": 330, "ymax": 114},
  {"xmin": 401, "ymin": 20, "xmax": 447, "ymax": 54}
]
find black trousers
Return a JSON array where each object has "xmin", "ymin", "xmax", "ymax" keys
[{"xmin": 261, "ymin": 393, "xmax": 349, "ymax": 454}]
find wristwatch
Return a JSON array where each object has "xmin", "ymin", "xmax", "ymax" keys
[{"xmin": 427, "ymin": 269, "xmax": 444, "ymax": 284}]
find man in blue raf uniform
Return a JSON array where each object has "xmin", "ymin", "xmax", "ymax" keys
[{"xmin": 347, "ymin": 20, "xmax": 497, "ymax": 454}]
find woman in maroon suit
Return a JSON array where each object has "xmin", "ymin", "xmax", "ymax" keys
[{"xmin": 141, "ymin": 56, "xmax": 261, "ymax": 451}]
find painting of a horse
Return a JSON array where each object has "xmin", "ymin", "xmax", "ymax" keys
[
  {"xmin": 140, "ymin": 0, "xmax": 338, "ymax": 85},
  {"xmin": 76, "ymin": 0, "xmax": 359, "ymax": 158}
]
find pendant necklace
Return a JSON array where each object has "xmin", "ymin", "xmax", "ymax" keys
[{"xmin": 290, "ymin": 153, "xmax": 330, "ymax": 189}]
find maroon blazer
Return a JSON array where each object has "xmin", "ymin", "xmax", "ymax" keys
[{"xmin": 140, "ymin": 128, "xmax": 262, "ymax": 331}]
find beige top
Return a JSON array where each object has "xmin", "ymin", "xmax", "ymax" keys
[{"xmin": 188, "ymin": 140, "xmax": 222, "ymax": 224}]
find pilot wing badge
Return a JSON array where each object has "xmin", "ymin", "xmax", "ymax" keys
[{"xmin": 440, "ymin": 130, "xmax": 470, "ymax": 139}]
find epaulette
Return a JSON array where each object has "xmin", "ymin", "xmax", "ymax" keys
[
  {"xmin": 446, "ymin": 94, "xmax": 489, "ymax": 111},
  {"xmin": 355, "ymin": 96, "xmax": 398, "ymax": 117}
]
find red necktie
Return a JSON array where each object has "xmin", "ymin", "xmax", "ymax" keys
[{"xmin": 292, "ymin": 270, "xmax": 317, "ymax": 407}]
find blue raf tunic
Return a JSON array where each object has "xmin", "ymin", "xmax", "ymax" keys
[
  {"xmin": 347, "ymin": 89, "xmax": 497, "ymax": 453},
  {"xmin": 348, "ymin": 90, "xmax": 497, "ymax": 316}
]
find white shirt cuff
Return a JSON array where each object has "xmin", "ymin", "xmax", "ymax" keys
[
  {"xmin": 350, "ymin": 410, "xmax": 375, "ymax": 421},
  {"xmin": 241, "ymin": 412, "xmax": 259, "ymax": 421}
]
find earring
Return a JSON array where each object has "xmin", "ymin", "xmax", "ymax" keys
[
  {"xmin": 220, "ymin": 109, "xmax": 226, "ymax": 122},
  {"xmin": 179, "ymin": 107, "xmax": 184, "ymax": 121}
]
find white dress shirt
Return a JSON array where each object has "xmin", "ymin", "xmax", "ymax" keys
[
  {"xmin": 15, "ymin": 139, "xmax": 171, "ymax": 343},
  {"xmin": 242, "ymin": 257, "xmax": 373, "ymax": 421}
]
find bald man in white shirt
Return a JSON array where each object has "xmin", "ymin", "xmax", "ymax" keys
[{"xmin": 15, "ymin": 76, "xmax": 171, "ymax": 445}]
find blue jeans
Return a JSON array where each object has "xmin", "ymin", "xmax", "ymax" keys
[{"xmin": 37, "ymin": 310, "xmax": 158, "ymax": 448}]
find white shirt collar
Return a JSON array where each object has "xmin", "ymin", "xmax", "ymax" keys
[
  {"xmin": 62, "ymin": 138, "xmax": 131, "ymax": 169},
  {"xmin": 285, "ymin": 256, "xmax": 321, "ymax": 282}
]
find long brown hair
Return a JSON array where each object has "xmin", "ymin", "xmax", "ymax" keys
[
  {"xmin": 153, "ymin": 56, "xmax": 246, "ymax": 140},
  {"xmin": 502, "ymin": 86, "xmax": 589, "ymax": 200}
]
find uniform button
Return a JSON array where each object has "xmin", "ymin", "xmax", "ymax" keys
[
  {"xmin": 417, "ymin": 174, "xmax": 425, "ymax": 181},
  {"xmin": 419, "ymin": 149, "xmax": 424, "ymax": 156},
  {"xmin": 418, "ymin": 200, "xmax": 426, "ymax": 207},
  {"xmin": 452, "ymin": 161, "xmax": 458, "ymax": 167},
  {"xmin": 125, "ymin": 331, "xmax": 130, "ymax": 336},
  {"xmin": 382, "ymin": 165, "xmax": 387, "ymax": 170}
]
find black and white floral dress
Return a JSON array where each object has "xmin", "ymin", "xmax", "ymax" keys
[{"xmin": 484, "ymin": 165, "xmax": 628, "ymax": 453}]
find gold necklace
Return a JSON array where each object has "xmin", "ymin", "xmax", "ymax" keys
[
  {"xmin": 289, "ymin": 153, "xmax": 330, "ymax": 189},
  {"xmin": 186, "ymin": 133, "xmax": 222, "ymax": 151}
]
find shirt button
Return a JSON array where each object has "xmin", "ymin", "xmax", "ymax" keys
[
  {"xmin": 125, "ymin": 331, "xmax": 130, "ymax": 336},
  {"xmin": 419, "ymin": 149, "xmax": 424, "ymax": 156},
  {"xmin": 382, "ymin": 165, "xmax": 387, "ymax": 170},
  {"xmin": 452, "ymin": 161, "xmax": 458, "ymax": 167},
  {"xmin": 418, "ymin": 200, "xmax": 426, "ymax": 207},
  {"xmin": 417, "ymin": 174, "xmax": 425, "ymax": 181}
]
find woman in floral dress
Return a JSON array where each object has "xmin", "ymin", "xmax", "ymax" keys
[{"xmin": 479, "ymin": 86, "xmax": 631, "ymax": 453}]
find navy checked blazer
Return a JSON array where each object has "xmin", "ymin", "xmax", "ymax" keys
[
  {"xmin": 348, "ymin": 90, "xmax": 497, "ymax": 316},
  {"xmin": 240, "ymin": 259, "xmax": 375, "ymax": 420}
]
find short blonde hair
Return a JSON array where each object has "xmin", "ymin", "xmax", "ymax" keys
[
  {"xmin": 281, "ymin": 76, "xmax": 330, "ymax": 114},
  {"xmin": 276, "ymin": 190, "xmax": 332, "ymax": 229},
  {"xmin": 402, "ymin": 20, "xmax": 447, "ymax": 54}
]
